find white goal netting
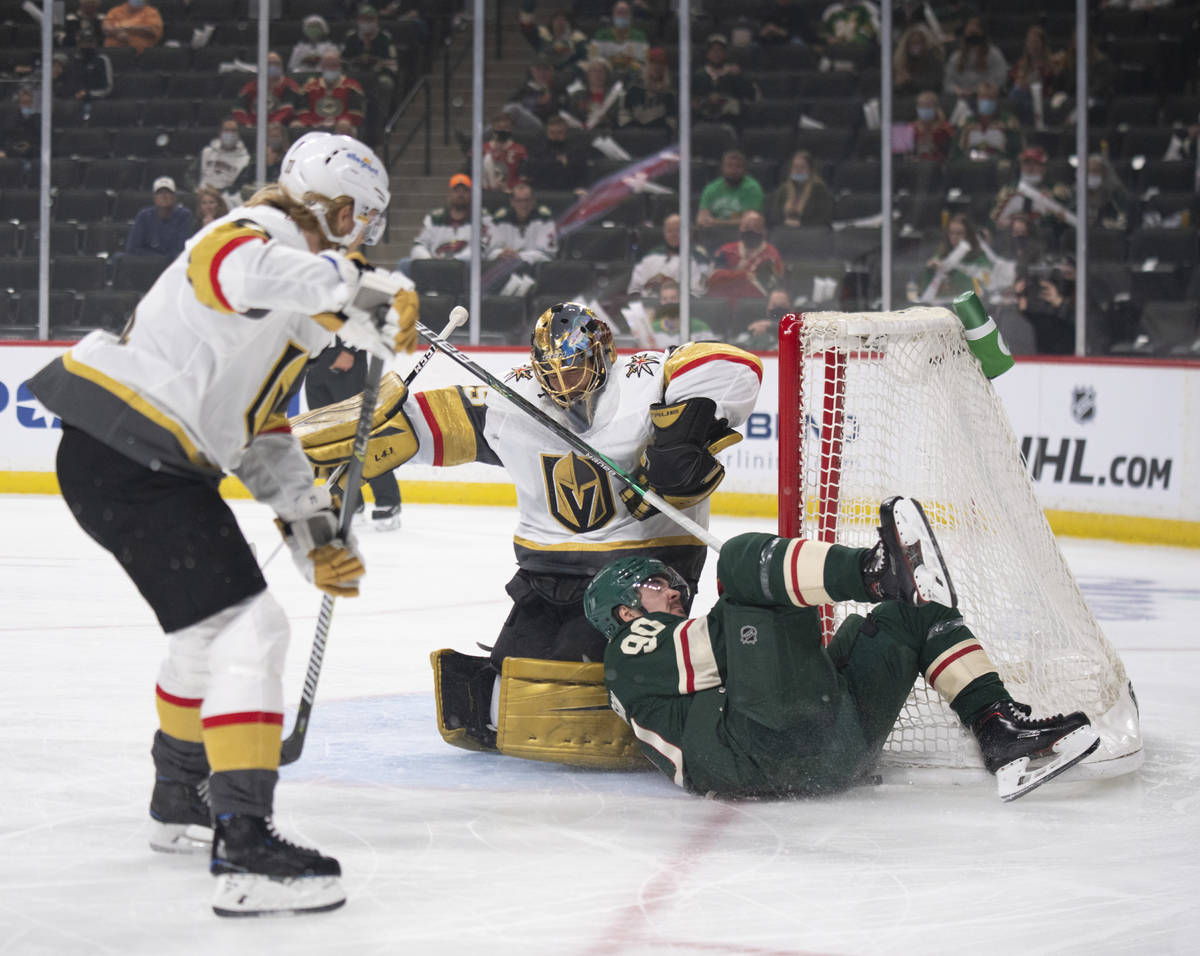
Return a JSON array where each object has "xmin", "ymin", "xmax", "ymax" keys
[{"xmin": 777, "ymin": 307, "xmax": 1142, "ymax": 775}]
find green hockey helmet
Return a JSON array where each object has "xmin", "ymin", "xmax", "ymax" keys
[{"xmin": 584, "ymin": 556, "xmax": 690, "ymax": 640}]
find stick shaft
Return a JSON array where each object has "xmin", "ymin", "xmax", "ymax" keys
[{"xmin": 413, "ymin": 320, "xmax": 724, "ymax": 553}]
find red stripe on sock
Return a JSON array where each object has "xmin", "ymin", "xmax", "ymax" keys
[
  {"xmin": 156, "ymin": 684, "xmax": 202, "ymax": 708},
  {"xmin": 927, "ymin": 643, "xmax": 983, "ymax": 690},
  {"xmin": 201, "ymin": 711, "xmax": 284, "ymax": 729}
]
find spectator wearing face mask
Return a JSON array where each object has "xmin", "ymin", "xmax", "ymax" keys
[
  {"xmin": 195, "ymin": 118, "xmax": 251, "ymax": 207},
  {"xmin": 587, "ymin": 1, "xmax": 649, "ymax": 83},
  {"xmin": 58, "ymin": 25, "xmax": 114, "ymax": 101},
  {"xmin": 990, "ymin": 146, "xmax": 1072, "ymax": 237},
  {"xmin": 478, "ymin": 112, "xmax": 528, "ymax": 192},
  {"xmin": 230, "ymin": 122, "xmax": 290, "ymax": 201},
  {"xmin": 524, "ymin": 114, "xmax": 589, "ymax": 193},
  {"xmin": 341, "ymin": 5, "xmax": 399, "ymax": 143},
  {"xmin": 295, "ymin": 51, "xmax": 366, "ymax": 133},
  {"xmin": 231, "ymin": 52, "xmax": 301, "ymax": 127},
  {"xmin": 0, "ymin": 85, "xmax": 41, "ymax": 161},
  {"xmin": 288, "ymin": 15, "xmax": 339, "ymax": 76},
  {"xmin": 697, "ymin": 150, "xmax": 764, "ymax": 228},
  {"xmin": 1084, "ymin": 154, "xmax": 1129, "ymax": 232},
  {"xmin": 736, "ymin": 287, "xmax": 792, "ymax": 351},
  {"xmin": 766, "ymin": 150, "xmax": 833, "ymax": 228},
  {"xmin": 101, "ymin": 0, "xmax": 162, "ymax": 52},
  {"xmin": 61, "ymin": 0, "xmax": 106, "ymax": 48},
  {"xmin": 955, "ymin": 80, "xmax": 1019, "ymax": 163},
  {"xmin": 943, "ymin": 18, "xmax": 1008, "ymax": 98},
  {"xmin": 706, "ymin": 210, "xmax": 784, "ymax": 302},
  {"xmin": 902, "ymin": 90, "xmax": 955, "ymax": 165}
]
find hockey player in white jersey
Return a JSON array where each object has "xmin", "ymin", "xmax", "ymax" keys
[
  {"xmin": 28, "ymin": 131, "xmax": 419, "ymax": 917},
  {"xmin": 293, "ymin": 301, "xmax": 762, "ymax": 766}
]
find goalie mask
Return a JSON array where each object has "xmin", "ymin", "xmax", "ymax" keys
[
  {"xmin": 279, "ymin": 131, "xmax": 389, "ymax": 247},
  {"xmin": 584, "ymin": 556, "xmax": 690, "ymax": 641},
  {"xmin": 530, "ymin": 302, "xmax": 616, "ymax": 430}
]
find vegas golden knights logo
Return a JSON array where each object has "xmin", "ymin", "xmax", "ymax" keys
[{"xmin": 541, "ymin": 452, "xmax": 615, "ymax": 533}]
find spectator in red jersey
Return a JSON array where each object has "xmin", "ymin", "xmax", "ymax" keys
[
  {"xmin": 480, "ymin": 112, "xmax": 528, "ymax": 192},
  {"xmin": 294, "ymin": 50, "xmax": 366, "ymax": 133},
  {"xmin": 706, "ymin": 210, "xmax": 784, "ymax": 301},
  {"xmin": 231, "ymin": 52, "xmax": 302, "ymax": 127},
  {"xmin": 903, "ymin": 89, "xmax": 955, "ymax": 165}
]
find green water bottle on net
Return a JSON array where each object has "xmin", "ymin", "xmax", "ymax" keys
[{"xmin": 952, "ymin": 290, "xmax": 1014, "ymax": 379}]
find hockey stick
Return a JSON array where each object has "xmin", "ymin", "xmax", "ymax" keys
[
  {"xmin": 413, "ymin": 319, "xmax": 725, "ymax": 553},
  {"xmin": 279, "ymin": 306, "xmax": 469, "ymax": 765}
]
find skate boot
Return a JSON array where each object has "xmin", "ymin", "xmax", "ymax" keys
[
  {"xmin": 148, "ymin": 776, "xmax": 212, "ymax": 854},
  {"xmin": 370, "ymin": 502, "xmax": 402, "ymax": 531},
  {"xmin": 210, "ymin": 813, "xmax": 345, "ymax": 917},
  {"xmin": 973, "ymin": 700, "xmax": 1100, "ymax": 801},
  {"xmin": 861, "ymin": 496, "xmax": 957, "ymax": 607}
]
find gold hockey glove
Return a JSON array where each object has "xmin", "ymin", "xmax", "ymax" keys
[
  {"xmin": 621, "ymin": 397, "xmax": 742, "ymax": 520},
  {"xmin": 276, "ymin": 487, "xmax": 365, "ymax": 597}
]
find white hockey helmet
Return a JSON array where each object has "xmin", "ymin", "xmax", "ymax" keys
[{"xmin": 279, "ymin": 131, "xmax": 390, "ymax": 247}]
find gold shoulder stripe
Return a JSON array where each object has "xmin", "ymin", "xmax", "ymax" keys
[
  {"xmin": 186, "ymin": 221, "xmax": 270, "ymax": 314},
  {"xmin": 663, "ymin": 342, "xmax": 764, "ymax": 386},
  {"xmin": 415, "ymin": 388, "xmax": 479, "ymax": 466}
]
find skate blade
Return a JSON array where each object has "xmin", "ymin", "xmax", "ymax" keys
[
  {"xmin": 369, "ymin": 514, "xmax": 402, "ymax": 532},
  {"xmin": 212, "ymin": 873, "xmax": 346, "ymax": 918},
  {"xmin": 893, "ymin": 499, "xmax": 957, "ymax": 607},
  {"xmin": 149, "ymin": 821, "xmax": 213, "ymax": 854},
  {"xmin": 995, "ymin": 726, "xmax": 1101, "ymax": 802}
]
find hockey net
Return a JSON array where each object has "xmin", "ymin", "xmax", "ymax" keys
[{"xmin": 777, "ymin": 308, "xmax": 1142, "ymax": 777}]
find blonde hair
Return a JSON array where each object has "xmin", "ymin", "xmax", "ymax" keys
[{"xmin": 245, "ymin": 184, "xmax": 353, "ymax": 249}]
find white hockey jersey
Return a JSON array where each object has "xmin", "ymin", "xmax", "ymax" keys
[
  {"xmin": 404, "ymin": 342, "xmax": 762, "ymax": 575},
  {"xmin": 485, "ymin": 203, "xmax": 558, "ymax": 265},
  {"xmin": 29, "ymin": 203, "xmax": 358, "ymax": 518}
]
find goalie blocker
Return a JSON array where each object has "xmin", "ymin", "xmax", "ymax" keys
[{"xmin": 431, "ymin": 650, "xmax": 648, "ymax": 770}]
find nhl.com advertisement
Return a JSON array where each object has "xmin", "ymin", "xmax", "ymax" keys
[{"xmin": 0, "ymin": 343, "xmax": 1197, "ymax": 537}]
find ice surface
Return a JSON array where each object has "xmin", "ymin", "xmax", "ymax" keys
[{"xmin": 1, "ymin": 495, "xmax": 1197, "ymax": 954}]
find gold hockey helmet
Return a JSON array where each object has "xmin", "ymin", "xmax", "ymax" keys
[{"xmin": 530, "ymin": 302, "xmax": 616, "ymax": 429}]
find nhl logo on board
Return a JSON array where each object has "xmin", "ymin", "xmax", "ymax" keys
[
  {"xmin": 740, "ymin": 625, "xmax": 758, "ymax": 645},
  {"xmin": 1071, "ymin": 386, "xmax": 1096, "ymax": 424}
]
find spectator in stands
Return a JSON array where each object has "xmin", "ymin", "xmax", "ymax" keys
[
  {"xmin": 341, "ymin": 4, "xmax": 400, "ymax": 142},
  {"xmin": 819, "ymin": 1, "xmax": 879, "ymax": 48},
  {"xmin": 231, "ymin": 52, "xmax": 301, "ymax": 128},
  {"xmin": 640, "ymin": 280, "xmax": 718, "ymax": 348},
  {"xmin": 518, "ymin": 3, "xmax": 588, "ymax": 73},
  {"xmin": 736, "ymin": 287, "xmax": 792, "ymax": 350},
  {"xmin": 903, "ymin": 89, "xmax": 955, "ymax": 165},
  {"xmin": 911, "ymin": 213, "xmax": 996, "ymax": 304},
  {"xmin": 628, "ymin": 212, "xmax": 711, "ymax": 299},
  {"xmin": 230, "ymin": 122, "xmax": 289, "ymax": 201},
  {"xmin": 1007, "ymin": 24, "xmax": 1060, "ymax": 127},
  {"xmin": 1014, "ymin": 255, "xmax": 1076, "ymax": 354},
  {"xmin": 60, "ymin": 24, "xmax": 113, "ymax": 101},
  {"xmin": 894, "ymin": 24, "xmax": 944, "ymax": 96},
  {"xmin": 990, "ymin": 146, "xmax": 1072, "ymax": 238},
  {"xmin": 697, "ymin": 150, "xmax": 764, "ymax": 228},
  {"xmin": 101, "ymin": 0, "xmax": 162, "ymax": 53},
  {"xmin": 125, "ymin": 176, "xmax": 193, "ymax": 257},
  {"xmin": 692, "ymin": 34, "xmax": 754, "ymax": 125},
  {"xmin": 563, "ymin": 58, "xmax": 624, "ymax": 132},
  {"xmin": 196, "ymin": 118, "xmax": 250, "ymax": 207},
  {"xmin": 288, "ymin": 14, "xmax": 339, "ymax": 76},
  {"xmin": 408, "ymin": 173, "xmax": 486, "ymax": 265},
  {"xmin": 619, "ymin": 46, "xmax": 676, "ymax": 131},
  {"xmin": 706, "ymin": 210, "xmax": 784, "ymax": 301},
  {"xmin": 766, "ymin": 149, "xmax": 833, "ymax": 228},
  {"xmin": 1055, "ymin": 32, "xmax": 1116, "ymax": 119},
  {"xmin": 61, "ymin": 0, "xmax": 106, "ymax": 48},
  {"xmin": 758, "ymin": 0, "xmax": 813, "ymax": 46},
  {"xmin": 193, "ymin": 185, "xmax": 229, "ymax": 229},
  {"xmin": 587, "ymin": 1, "xmax": 649, "ymax": 83},
  {"xmin": 943, "ymin": 18, "xmax": 1008, "ymax": 98},
  {"xmin": 955, "ymin": 80, "xmax": 1019, "ymax": 163},
  {"xmin": 1085, "ymin": 154, "xmax": 1129, "ymax": 232},
  {"xmin": 509, "ymin": 55, "xmax": 567, "ymax": 128},
  {"xmin": 524, "ymin": 114, "xmax": 589, "ymax": 193},
  {"xmin": 486, "ymin": 183, "xmax": 557, "ymax": 293},
  {"xmin": 295, "ymin": 51, "xmax": 366, "ymax": 134},
  {"xmin": 0, "ymin": 85, "xmax": 40, "ymax": 161},
  {"xmin": 479, "ymin": 112, "xmax": 528, "ymax": 193}
]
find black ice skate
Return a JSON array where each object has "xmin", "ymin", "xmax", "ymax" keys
[
  {"xmin": 210, "ymin": 813, "xmax": 345, "ymax": 917},
  {"xmin": 148, "ymin": 777, "xmax": 212, "ymax": 854},
  {"xmin": 862, "ymin": 496, "xmax": 957, "ymax": 607},
  {"xmin": 973, "ymin": 700, "xmax": 1100, "ymax": 802},
  {"xmin": 370, "ymin": 502, "xmax": 402, "ymax": 531}
]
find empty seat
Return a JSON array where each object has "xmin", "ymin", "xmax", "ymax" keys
[
  {"xmin": 796, "ymin": 71, "xmax": 857, "ymax": 99},
  {"xmin": 52, "ymin": 127, "xmax": 112, "ymax": 158},
  {"xmin": 1129, "ymin": 228, "xmax": 1198, "ymax": 266},
  {"xmin": 53, "ymin": 255, "xmax": 110, "ymax": 291},
  {"xmin": 82, "ymin": 221, "xmax": 134, "ymax": 256},
  {"xmin": 128, "ymin": 45, "xmax": 193, "ymax": 72},
  {"xmin": 562, "ymin": 224, "xmax": 631, "ymax": 263},
  {"xmin": 480, "ymin": 295, "xmax": 527, "ymax": 340},
  {"xmin": 0, "ymin": 157, "xmax": 31, "ymax": 190},
  {"xmin": 0, "ymin": 221, "xmax": 21, "ymax": 256},
  {"xmin": 770, "ymin": 226, "xmax": 837, "ymax": 261},
  {"xmin": 690, "ymin": 122, "xmax": 739, "ymax": 161},
  {"xmin": 111, "ymin": 254, "xmax": 171, "ymax": 292},
  {"xmin": 1138, "ymin": 161, "xmax": 1196, "ymax": 193},
  {"xmin": 15, "ymin": 290, "xmax": 80, "ymax": 331},
  {"xmin": 140, "ymin": 99, "xmax": 199, "ymax": 129},
  {"xmin": 82, "ymin": 157, "xmax": 148, "ymax": 192},
  {"xmin": 610, "ymin": 127, "xmax": 671, "ymax": 158},
  {"xmin": 167, "ymin": 71, "xmax": 222, "ymax": 99},
  {"xmin": 25, "ymin": 224, "xmax": 82, "ymax": 256},
  {"xmin": 741, "ymin": 127, "xmax": 795, "ymax": 162},
  {"xmin": 833, "ymin": 193, "xmax": 881, "ymax": 223},
  {"xmin": 409, "ymin": 258, "xmax": 467, "ymax": 295},
  {"xmin": 0, "ymin": 258, "xmax": 39, "ymax": 291},
  {"xmin": 801, "ymin": 98, "xmax": 864, "ymax": 130},
  {"xmin": 944, "ymin": 159, "xmax": 999, "ymax": 194},
  {"xmin": 1138, "ymin": 300, "xmax": 1199, "ymax": 353},
  {"xmin": 794, "ymin": 127, "xmax": 856, "ymax": 162},
  {"xmin": 84, "ymin": 99, "xmax": 142, "ymax": 127},
  {"xmin": 687, "ymin": 297, "xmax": 733, "ymax": 335},
  {"xmin": 740, "ymin": 97, "xmax": 801, "ymax": 129},
  {"xmin": 533, "ymin": 260, "xmax": 595, "ymax": 297},
  {"xmin": 54, "ymin": 189, "xmax": 113, "ymax": 222},
  {"xmin": 78, "ymin": 289, "xmax": 141, "ymax": 333}
]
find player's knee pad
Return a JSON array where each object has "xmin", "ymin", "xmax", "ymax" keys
[{"xmin": 203, "ymin": 591, "xmax": 291, "ymax": 718}]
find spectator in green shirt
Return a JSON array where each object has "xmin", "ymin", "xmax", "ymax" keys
[{"xmin": 697, "ymin": 149, "xmax": 763, "ymax": 228}]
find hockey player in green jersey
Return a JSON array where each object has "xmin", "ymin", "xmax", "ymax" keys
[{"xmin": 584, "ymin": 497, "xmax": 1101, "ymax": 802}]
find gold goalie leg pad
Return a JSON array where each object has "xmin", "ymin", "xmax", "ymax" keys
[
  {"xmin": 430, "ymin": 649, "xmax": 499, "ymax": 752},
  {"xmin": 495, "ymin": 657, "xmax": 649, "ymax": 770}
]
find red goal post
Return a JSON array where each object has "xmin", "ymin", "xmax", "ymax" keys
[{"xmin": 776, "ymin": 309, "xmax": 1143, "ymax": 776}]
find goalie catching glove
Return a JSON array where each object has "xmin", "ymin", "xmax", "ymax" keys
[
  {"xmin": 313, "ymin": 253, "xmax": 420, "ymax": 360},
  {"xmin": 275, "ymin": 486, "xmax": 365, "ymax": 597},
  {"xmin": 621, "ymin": 396, "xmax": 743, "ymax": 520}
]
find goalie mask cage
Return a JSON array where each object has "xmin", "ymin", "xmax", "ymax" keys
[{"xmin": 777, "ymin": 308, "xmax": 1143, "ymax": 777}]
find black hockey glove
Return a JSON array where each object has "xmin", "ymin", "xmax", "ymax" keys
[{"xmin": 620, "ymin": 397, "xmax": 743, "ymax": 520}]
